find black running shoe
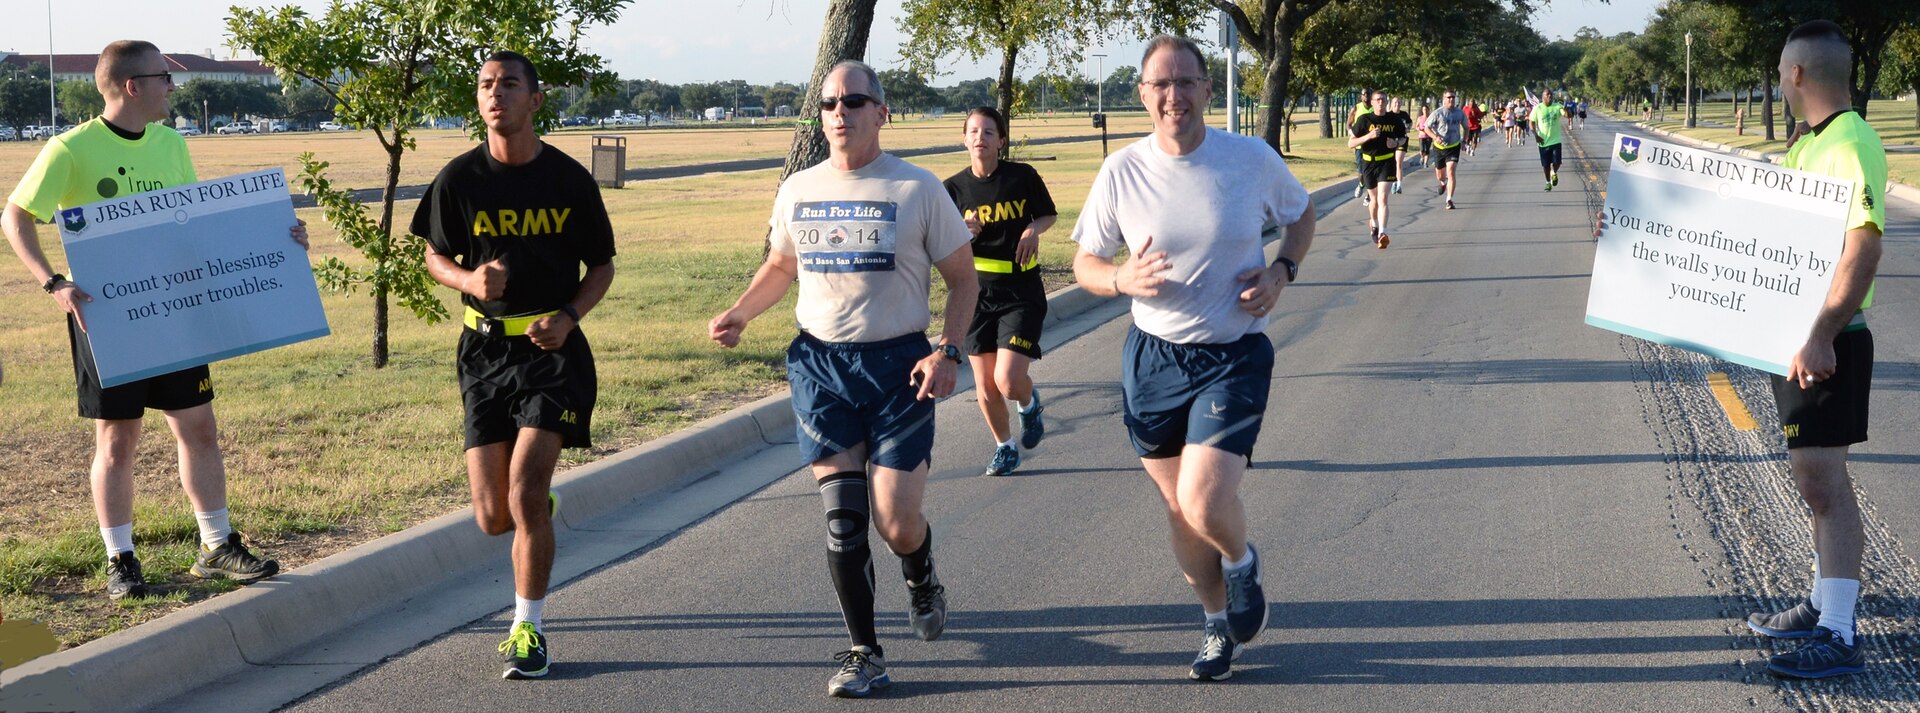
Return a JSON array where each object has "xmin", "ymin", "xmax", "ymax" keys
[
  {"xmin": 191, "ymin": 532, "xmax": 279, "ymax": 583},
  {"xmin": 105, "ymin": 552, "xmax": 149, "ymax": 601},
  {"xmin": 1767, "ymin": 626, "xmax": 1864, "ymax": 678},
  {"xmin": 1446, "ymin": 199, "xmax": 1456, "ymax": 210},
  {"xmin": 908, "ymin": 570, "xmax": 948, "ymax": 641},
  {"xmin": 1748, "ymin": 600, "xmax": 1820, "ymax": 639},
  {"xmin": 1018, "ymin": 388, "xmax": 1046, "ymax": 449},
  {"xmin": 499, "ymin": 622, "xmax": 551, "ymax": 679},
  {"xmin": 1222, "ymin": 544, "xmax": 1270, "ymax": 644},
  {"xmin": 1189, "ymin": 618, "xmax": 1241, "ymax": 681}
]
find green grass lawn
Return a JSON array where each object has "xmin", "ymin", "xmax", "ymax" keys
[{"xmin": 0, "ymin": 116, "xmax": 1362, "ymax": 648}]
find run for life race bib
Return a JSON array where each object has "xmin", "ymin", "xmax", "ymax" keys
[{"xmin": 792, "ymin": 200, "xmax": 898, "ymax": 273}]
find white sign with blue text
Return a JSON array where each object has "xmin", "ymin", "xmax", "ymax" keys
[
  {"xmin": 58, "ymin": 168, "xmax": 328, "ymax": 387},
  {"xmin": 1587, "ymin": 134, "xmax": 1852, "ymax": 375}
]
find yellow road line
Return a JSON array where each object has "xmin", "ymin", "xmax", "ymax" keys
[{"xmin": 1705, "ymin": 372, "xmax": 1759, "ymax": 431}]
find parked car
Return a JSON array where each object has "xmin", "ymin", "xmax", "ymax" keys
[
  {"xmin": 217, "ymin": 120, "xmax": 256, "ymax": 135},
  {"xmin": 176, "ymin": 126, "xmax": 202, "ymax": 137},
  {"xmin": 318, "ymin": 121, "xmax": 347, "ymax": 131},
  {"xmin": 561, "ymin": 115, "xmax": 592, "ymax": 127},
  {"xmin": 0, "ymin": 126, "xmax": 16, "ymax": 140}
]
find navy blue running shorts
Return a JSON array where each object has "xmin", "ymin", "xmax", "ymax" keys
[
  {"xmin": 1538, "ymin": 143, "xmax": 1563, "ymax": 168},
  {"xmin": 1121, "ymin": 326, "xmax": 1274, "ymax": 459},
  {"xmin": 788, "ymin": 331, "xmax": 936, "ymax": 471}
]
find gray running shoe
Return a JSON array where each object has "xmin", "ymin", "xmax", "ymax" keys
[
  {"xmin": 984, "ymin": 444, "xmax": 1020, "ymax": 477},
  {"xmin": 908, "ymin": 570, "xmax": 948, "ymax": 641},
  {"xmin": 191, "ymin": 532, "xmax": 279, "ymax": 583},
  {"xmin": 828, "ymin": 646, "xmax": 890, "ymax": 698},
  {"xmin": 1189, "ymin": 618, "xmax": 1241, "ymax": 681},
  {"xmin": 1748, "ymin": 600, "xmax": 1820, "ymax": 639},
  {"xmin": 105, "ymin": 552, "xmax": 149, "ymax": 601},
  {"xmin": 1222, "ymin": 544, "xmax": 1270, "ymax": 644},
  {"xmin": 1018, "ymin": 389, "xmax": 1046, "ymax": 449}
]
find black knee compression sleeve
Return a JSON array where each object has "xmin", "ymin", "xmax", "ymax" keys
[{"xmin": 820, "ymin": 470, "xmax": 878, "ymax": 651}]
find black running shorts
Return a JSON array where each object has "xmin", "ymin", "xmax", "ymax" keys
[
  {"xmin": 1771, "ymin": 328, "xmax": 1871, "ymax": 449},
  {"xmin": 457, "ymin": 327, "xmax": 597, "ymax": 449},
  {"xmin": 1361, "ymin": 158, "xmax": 1396, "ymax": 189},
  {"xmin": 966, "ymin": 278, "xmax": 1047, "ymax": 359},
  {"xmin": 70, "ymin": 314, "xmax": 213, "ymax": 420}
]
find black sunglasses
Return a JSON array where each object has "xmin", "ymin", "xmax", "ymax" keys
[
  {"xmin": 819, "ymin": 94, "xmax": 875, "ymax": 111},
  {"xmin": 128, "ymin": 72, "xmax": 174, "ymax": 84}
]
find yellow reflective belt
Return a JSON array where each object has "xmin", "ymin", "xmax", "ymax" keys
[
  {"xmin": 974, "ymin": 255, "xmax": 1038, "ymax": 274},
  {"xmin": 464, "ymin": 306, "xmax": 559, "ymax": 336},
  {"xmin": 1364, "ymin": 153, "xmax": 1395, "ymax": 161},
  {"xmin": 1437, "ymin": 141, "xmax": 1461, "ymax": 150}
]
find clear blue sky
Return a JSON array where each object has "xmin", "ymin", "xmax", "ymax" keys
[{"xmin": 0, "ymin": 0, "xmax": 1664, "ymax": 86}]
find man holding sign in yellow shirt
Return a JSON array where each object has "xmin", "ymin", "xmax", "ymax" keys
[
  {"xmin": 4, "ymin": 40, "xmax": 301, "ymax": 603},
  {"xmin": 1742, "ymin": 19, "xmax": 1889, "ymax": 680}
]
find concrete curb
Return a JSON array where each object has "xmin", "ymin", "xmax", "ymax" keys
[
  {"xmin": 0, "ymin": 162, "xmax": 1362, "ymax": 713},
  {"xmin": 1603, "ymin": 110, "xmax": 1920, "ymax": 209}
]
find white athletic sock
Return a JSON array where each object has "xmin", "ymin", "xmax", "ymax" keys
[
  {"xmin": 195, "ymin": 508, "xmax": 232, "ymax": 548},
  {"xmin": 101, "ymin": 523, "xmax": 134, "ymax": 558},
  {"xmin": 1813, "ymin": 578, "xmax": 1859, "ymax": 644},
  {"xmin": 999, "ymin": 438, "xmax": 1017, "ymax": 450},
  {"xmin": 1222, "ymin": 548, "xmax": 1254, "ymax": 572},
  {"xmin": 1016, "ymin": 397, "xmax": 1035, "ymax": 413},
  {"xmin": 513, "ymin": 595, "xmax": 545, "ymax": 631},
  {"xmin": 1809, "ymin": 554, "xmax": 1823, "ymax": 609},
  {"xmin": 1204, "ymin": 609, "xmax": 1227, "ymax": 624}
]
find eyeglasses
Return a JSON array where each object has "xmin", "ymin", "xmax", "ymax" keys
[
  {"xmin": 128, "ymin": 72, "xmax": 174, "ymax": 85},
  {"xmin": 1140, "ymin": 77, "xmax": 1208, "ymax": 92},
  {"xmin": 819, "ymin": 94, "xmax": 875, "ymax": 111}
]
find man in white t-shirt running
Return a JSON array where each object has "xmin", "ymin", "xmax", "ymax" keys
[
  {"xmin": 1072, "ymin": 35, "xmax": 1317, "ymax": 682},
  {"xmin": 709, "ymin": 60, "xmax": 978, "ymax": 699}
]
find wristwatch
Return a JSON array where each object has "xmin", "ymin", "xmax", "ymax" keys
[
  {"xmin": 1272, "ymin": 256, "xmax": 1298, "ymax": 283},
  {"xmin": 937, "ymin": 343, "xmax": 961, "ymax": 364},
  {"xmin": 558, "ymin": 304, "xmax": 581, "ymax": 323},
  {"xmin": 41, "ymin": 273, "xmax": 67, "ymax": 293}
]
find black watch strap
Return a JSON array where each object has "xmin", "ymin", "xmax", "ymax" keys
[
  {"xmin": 558, "ymin": 304, "xmax": 581, "ymax": 322},
  {"xmin": 939, "ymin": 343, "xmax": 962, "ymax": 364},
  {"xmin": 42, "ymin": 273, "xmax": 67, "ymax": 293},
  {"xmin": 1273, "ymin": 256, "xmax": 1298, "ymax": 283}
]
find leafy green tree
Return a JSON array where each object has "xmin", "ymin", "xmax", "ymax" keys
[
  {"xmin": 280, "ymin": 81, "xmax": 336, "ymax": 125},
  {"xmin": 56, "ymin": 80, "xmax": 104, "ymax": 122},
  {"xmin": 942, "ymin": 77, "xmax": 996, "ymax": 110},
  {"xmin": 680, "ymin": 82, "xmax": 719, "ymax": 113},
  {"xmin": 570, "ymin": 91, "xmax": 627, "ymax": 119},
  {"xmin": 760, "ymin": 82, "xmax": 803, "ymax": 114},
  {"xmin": 1882, "ymin": 27, "xmax": 1920, "ymax": 129},
  {"xmin": 0, "ymin": 74, "xmax": 52, "ymax": 131},
  {"xmin": 229, "ymin": 0, "xmax": 628, "ymax": 367}
]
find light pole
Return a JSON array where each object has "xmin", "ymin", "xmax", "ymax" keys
[
  {"xmin": 1684, "ymin": 31, "xmax": 1695, "ymax": 128},
  {"xmin": 1092, "ymin": 54, "xmax": 1105, "ymax": 115},
  {"xmin": 46, "ymin": 0, "xmax": 57, "ymax": 129}
]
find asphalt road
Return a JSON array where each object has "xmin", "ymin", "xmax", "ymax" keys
[{"xmin": 267, "ymin": 114, "xmax": 1920, "ymax": 712}]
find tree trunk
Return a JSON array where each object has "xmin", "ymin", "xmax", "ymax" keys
[
  {"xmin": 996, "ymin": 46, "xmax": 1018, "ymax": 123},
  {"xmin": 780, "ymin": 0, "xmax": 877, "ymax": 181},
  {"xmin": 374, "ymin": 139, "xmax": 403, "ymax": 368},
  {"xmin": 1256, "ymin": 40, "xmax": 1293, "ymax": 153},
  {"xmin": 1912, "ymin": 77, "xmax": 1919, "ymax": 130},
  {"xmin": 1318, "ymin": 92, "xmax": 1332, "ymax": 139},
  {"xmin": 1763, "ymin": 69, "xmax": 1775, "ymax": 141}
]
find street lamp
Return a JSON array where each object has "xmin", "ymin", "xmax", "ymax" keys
[
  {"xmin": 46, "ymin": 0, "xmax": 56, "ymax": 130},
  {"xmin": 1684, "ymin": 31, "xmax": 1695, "ymax": 128},
  {"xmin": 1091, "ymin": 53, "xmax": 1105, "ymax": 115}
]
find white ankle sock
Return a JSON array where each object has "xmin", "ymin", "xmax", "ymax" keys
[
  {"xmin": 514, "ymin": 596, "xmax": 545, "ymax": 630},
  {"xmin": 1204, "ymin": 609, "xmax": 1226, "ymax": 623},
  {"xmin": 1222, "ymin": 548, "xmax": 1254, "ymax": 572},
  {"xmin": 1813, "ymin": 578, "xmax": 1860, "ymax": 644},
  {"xmin": 195, "ymin": 508, "xmax": 232, "ymax": 548},
  {"xmin": 999, "ymin": 438, "xmax": 1017, "ymax": 449},
  {"xmin": 1016, "ymin": 397, "xmax": 1034, "ymax": 413},
  {"xmin": 101, "ymin": 523, "xmax": 134, "ymax": 558}
]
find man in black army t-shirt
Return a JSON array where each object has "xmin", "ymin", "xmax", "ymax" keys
[
  {"xmin": 411, "ymin": 50, "xmax": 617, "ymax": 681},
  {"xmin": 1348, "ymin": 90, "xmax": 1401, "ymax": 248},
  {"xmin": 943, "ymin": 106, "xmax": 1058, "ymax": 477}
]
